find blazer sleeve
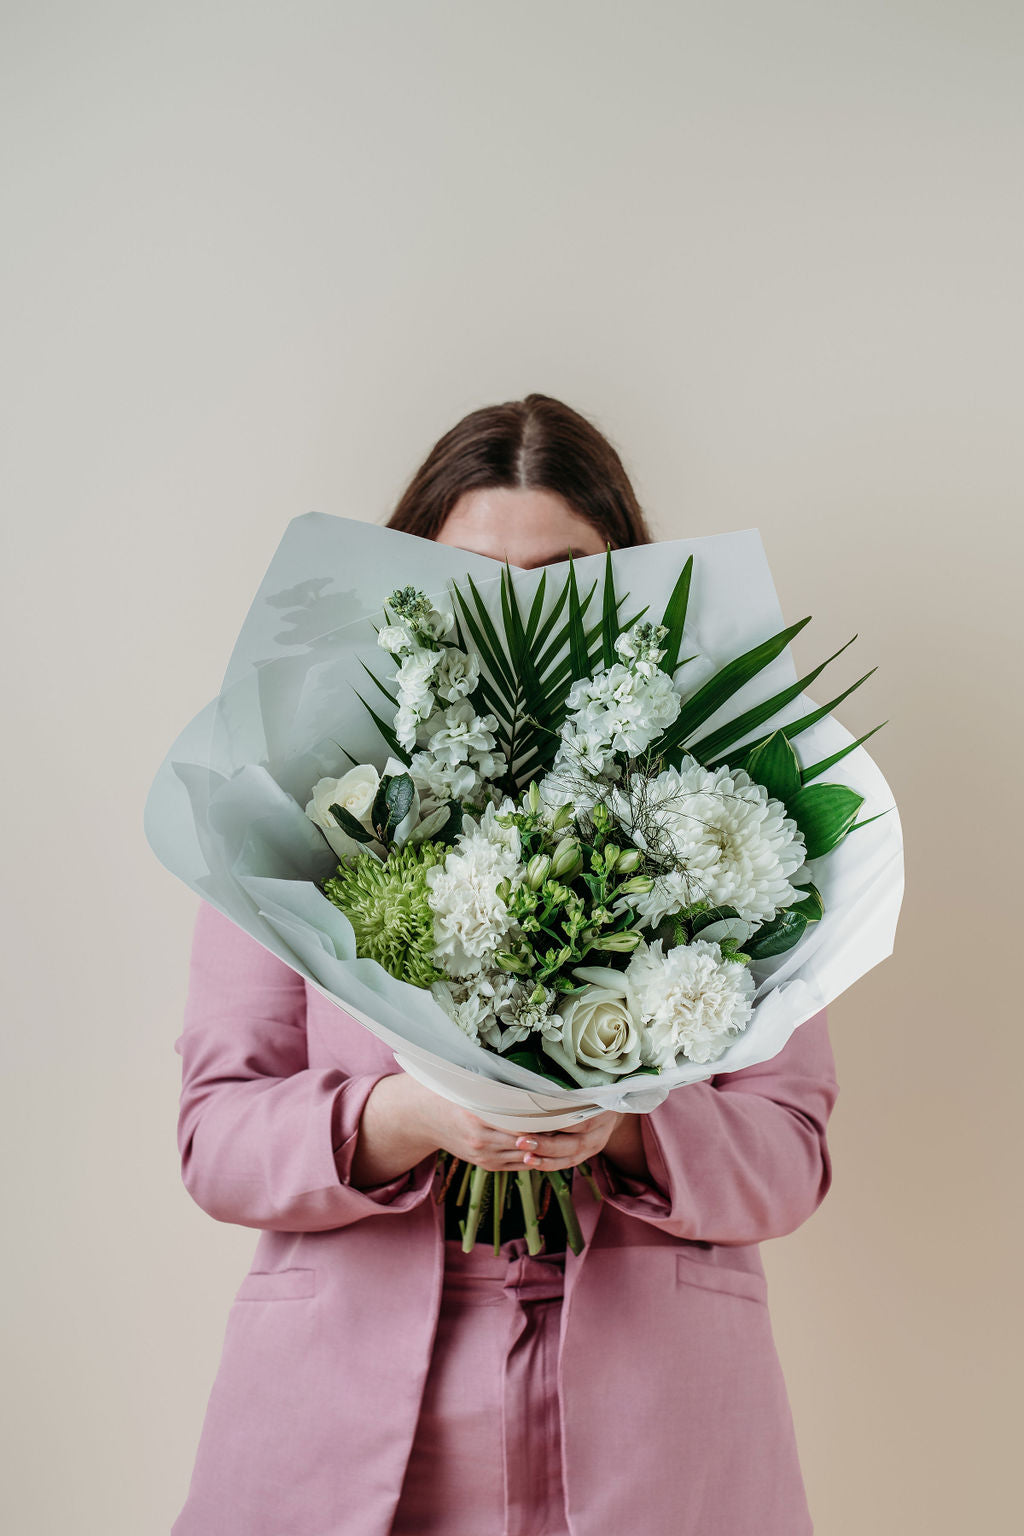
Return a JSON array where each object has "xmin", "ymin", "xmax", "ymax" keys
[
  {"xmin": 174, "ymin": 900, "xmax": 436, "ymax": 1232},
  {"xmin": 597, "ymin": 1008, "xmax": 838, "ymax": 1245}
]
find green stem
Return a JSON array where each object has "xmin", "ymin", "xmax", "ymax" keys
[
  {"xmin": 456, "ymin": 1160, "xmax": 473, "ymax": 1205},
  {"xmin": 516, "ymin": 1170, "xmax": 543, "ymax": 1255},
  {"xmin": 578, "ymin": 1159, "xmax": 603, "ymax": 1204},
  {"xmin": 546, "ymin": 1169, "xmax": 584, "ymax": 1255},
  {"xmin": 462, "ymin": 1165, "xmax": 490, "ymax": 1253}
]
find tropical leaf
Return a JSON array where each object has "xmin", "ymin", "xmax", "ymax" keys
[
  {"xmin": 655, "ymin": 617, "xmax": 813, "ymax": 765},
  {"xmin": 788, "ymin": 783, "xmax": 863, "ymax": 859},
  {"xmin": 742, "ymin": 730, "xmax": 802, "ymax": 804},
  {"xmin": 358, "ymin": 658, "xmax": 398, "ymax": 706},
  {"xmin": 800, "ymin": 723, "xmax": 887, "ymax": 782},
  {"xmin": 659, "ymin": 556, "xmax": 693, "ymax": 676},
  {"xmin": 707, "ymin": 668, "xmax": 877, "ymax": 771},
  {"xmin": 687, "ymin": 635, "xmax": 857, "ymax": 765},
  {"xmin": 566, "ymin": 558, "xmax": 590, "ymax": 680},
  {"xmin": 354, "ymin": 691, "xmax": 411, "ymax": 765},
  {"xmin": 601, "ymin": 546, "xmax": 619, "ymax": 668}
]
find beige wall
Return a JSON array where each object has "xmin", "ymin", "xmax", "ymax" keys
[{"xmin": 2, "ymin": 3, "xmax": 1019, "ymax": 1530}]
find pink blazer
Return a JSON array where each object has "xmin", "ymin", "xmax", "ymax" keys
[{"xmin": 171, "ymin": 901, "xmax": 838, "ymax": 1536}]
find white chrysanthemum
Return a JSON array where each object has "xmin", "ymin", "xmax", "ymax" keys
[
  {"xmin": 625, "ymin": 757, "xmax": 807, "ymax": 924},
  {"xmin": 424, "ymin": 802, "xmax": 521, "ymax": 977},
  {"xmin": 626, "ymin": 938, "xmax": 755, "ymax": 1066}
]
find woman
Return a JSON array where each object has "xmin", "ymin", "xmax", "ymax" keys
[{"xmin": 171, "ymin": 393, "xmax": 839, "ymax": 1536}]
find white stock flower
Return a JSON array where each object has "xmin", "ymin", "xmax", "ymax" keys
[
  {"xmin": 542, "ymin": 967, "xmax": 644, "ymax": 1085},
  {"xmin": 424, "ymin": 700, "xmax": 500, "ymax": 768},
  {"xmin": 305, "ymin": 766, "xmax": 381, "ymax": 861},
  {"xmin": 395, "ymin": 647, "xmax": 440, "ymax": 706},
  {"xmin": 432, "ymin": 647, "xmax": 480, "ymax": 703},
  {"xmin": 636, "ymin": 758, "xmax": 807, "ymax": 923},
  {"xmin": 408, "ymin": 751, "xmax": 482, "ymax": 810},
  {"xmin": 377, "ymin": 623, "xmax": 414, "ymax": 655},
  {"xmin": 626, "ymin": 938, "xmax": 755, "ymax": 1067}
]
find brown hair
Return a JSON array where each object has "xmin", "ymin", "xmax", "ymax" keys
[{"xmin": 385, "ymin": 392, "xmax": 653, "ymax": 548}]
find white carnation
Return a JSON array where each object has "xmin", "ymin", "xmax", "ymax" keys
[
  {"xmin": 626, "ymin": 938, "xmax": 755, "ymax": 1067},
  {"xmin": 425, "ymin": 802, "xmax": 522, "ymax": 977}
]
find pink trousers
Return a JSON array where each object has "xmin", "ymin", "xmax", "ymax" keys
[{"xmin": 391, "ymin": 1237, "xmax": 570, "ymax": 1536}]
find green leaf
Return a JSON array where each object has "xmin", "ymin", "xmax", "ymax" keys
[
  {"xmin": 709, "ymin": 669, "xmax": 877, "ymax": 771},
  {"xmin": 789, "ymin": 883, "xmax": 824, "ymax": 922},
  {"xmin": 465, "ymin": 575, "xmax": 516, "ymax": 692},
  {"xmin": 566, "ymin": 557, "xmax": 590, "ymax": 679},
  {"xmin": 847, "ymin": 807, "xmax": 895, "ymax": 834},
  {"xmin": 327, "ymin": 803, "xmax": 374, "ymax": 843},
  {"xmin": 747, "ymin": 910, "xmax": 808, "ymax": 959},
  {"xmin": 659, "ymin": 556, "xmax": 693, "ymax": 676},
  {"xmin": 601, "ymin": 546, "xmax": 619, "ymax": 669},
  {"xmin": 687, "ymin": 634, "xmax": 857, "ymax": 765},
  {"xmin": 505, "ymin": 1049, "xmax": 577, "ymax": 1087},
  {"xmin": 656, "ymin": 616, "xmax": 813, "ymax": 761},
  {"xmin": 524, "ymin": 569, "xmax": 548, "ymax": 644},
  {"xmin": 371, "ymin": 772, "xmax": 416, "ymax": 843},
  {"xmin": 788, "ymin": 782, "xmax": 864, "ymax": 859},
  {"xmin": 742, "ymin": 730, "xmax": 802, "ymax": 804},
  {"xmin": 354, "ymin": 691, "xmax": 411, "ymax": 765},
  {"xmin": 800, "ymin": 723, "xmax": 887, "ymax": 782},
  {"xmin": 358, "ymin": 658, "xmax": 398, "ymax": 706}
]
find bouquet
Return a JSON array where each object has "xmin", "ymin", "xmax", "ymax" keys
[{"xmin": 146, "ymin": 514, "xmax": 903, "ymax": 1255}]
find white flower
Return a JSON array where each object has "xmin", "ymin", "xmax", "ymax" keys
[
  {"xmin": 631, "ymin": 758, "xmax": 807, "ymax": 923},
  {"xmin": 432, "ymin": 647, "xmax": 481, "ymax": 703},
  {"xmin": 425, "ymin": 803, "xmax": 521, "ymax": 977},
  {"xmin": 395, "ymin": 647, "xmax": 440, "ymax": 706},
  {"xmin": 431, "ymin": 974, "xmax": 497, "ymax": 1043},
  {"xmin": 557, "ymin": 662, "xmax": 681, "ymax": 769},
  {"xmin": 377, "ymin": 623, "xmax": 414, "ymax": 655},
  {"xmin": 395, "ymin": 703, "xmax": 421, "ymax": 751},
  {"xmin": 424, "ymin": 700, "xmax": 500, "ymax": 768},
  {"xmin": 542, "ymin": 967, "xmax": 644, "ymax": 1086},
  {"xmin": 409, "ymin": 751, "xmax": 482, "ymax": 810},
  {"xmin": 613, "ymin": 620, "xmax": 670, "ymax": 677},
  {"xmin": 305, "ymin": 766, "xmax": 381, "ymax": 861},
  {"xmin": 626, "ymin": 938, "xmax": 755, "ymax": 1067}
]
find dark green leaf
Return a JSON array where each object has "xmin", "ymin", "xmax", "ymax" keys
[
  {"xmin": 800, "ymin": 723, "xmax": 887, "ymax": 782},
  {"xmin": 524, "ymin": 569, "xmax": 548, "ymax": 644},
  {"xmin": 656, "ymin": 616, "xmax": 813, "ymax": 761},
  {"xmin": 358, "ymin": 658, "xmax": 398, "ymax": 705},
  {"xmin": 789, "ymin": 883, "xmax": 824, "ymax": 922},
  {"xmin": 687, "ymin": 634, "xmax": 857, "ymax": 765},
  {"xmin": 601, "ymin": 546, "xmax": 619, "ymax": 669},
  {"xmin": 847, "ymin": 807, "xmax": 895, "ymax": 834},
  {"xmin": 709, "ymin": 669, "xmax": 877, "ymax": 771},
  {"xmin": 327, "ymin": 803, "xmax": 374, "ymax": 843},
  {"xmin": 742, "ymin": 730, "xmax": 803, "ymax": 804},
  {"xmin": 789, "ymin": 782, "xmax": 864, "ymax": 859},
  {"xmin": 354, "ymin": 691, "xmax": 411, "ymax": 765},
  {"xmin": 371, "ymin": 772, "xmax": 417, "ymax": 843},
  {"xmin": 747, "ymin": 910, "xmax": 808, "ymax": 959},
  {"xmin": 505, "ymin": 1049, "xmax": 576, "ymax": 1087},
  {"xmin": 567, "ymin": 557, "xmax": 590, "ymax": 680},
  {"xmin": 659, "ymin": 556, "xmax": 693, "ymax": 676}
]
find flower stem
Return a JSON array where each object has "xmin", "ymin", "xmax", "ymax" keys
[
  {"xmin": 455, "ymin": 1160, "xmax": 473, "ymax": 1206},
  {"xmin": 516, "ymin": 1170, "xmax": 543, "ymax": 1255},
  {"xmin": 462, "ymin": 1165, "xmax": 490, "ymax": 1253},
  {"xmin": 546, "ymin": 1169, "xmax": 584, "ymax": 1254},
  {"xmin": 578, "ymin": 1159, "xmax": 603, "ymax": 1204}
]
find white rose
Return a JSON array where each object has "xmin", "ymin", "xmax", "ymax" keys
[
  {"xmin": 306, "ymin": 765, "xmax": 381, "ymax": 861},
  {"xmin": 542, "ymin": 967, "xmax": 644, "ymax": 1086}
]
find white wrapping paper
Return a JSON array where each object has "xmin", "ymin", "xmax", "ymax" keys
[{"xmin": 145, "ymin": 513, "xmax": 903, "ymax": 1129}]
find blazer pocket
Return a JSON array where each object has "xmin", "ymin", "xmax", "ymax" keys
[
  {"xmin": 675, "ymin": 1251, "xmax": 768, "ymax": 1306},
  {"xmin": 235, "ymin": 1267, "xmax": 317, "ymax": 1302}
]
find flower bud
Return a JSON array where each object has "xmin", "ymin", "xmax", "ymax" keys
[
  {"xmin": 495, "ymin": 879, "xmax": 512, "ymax": 904},
  {"xmin": 592, "ymin": 929, "xmax": 642, "ymax": 952},
  {"xmin": 551, "ymin": 802, "xmax": 575, "ymax": 831},
  {"xmin": 616, "ymin": 875, "xmax": 654, "ymax": 896},
  {"xmin": 526, "ymin": 854, "xmax": 551, "ymax": 890},
  {"xmin": 550, "ymin": 836, "xmax": 582, "ymax": 878},
  {"xmin": 527, "ymin": 780, "xmax": 542, "ymax": 815},
  {"xmin": 615, "ymin": 848, "xmax": 642, "ymax": 874},
  {"xmin": 603, "ymin": 844, "xmax": 622, "ymax": 873},
  {"xmin": 494, "ymin": 950, "xmax": 531, "ymax": 974}
]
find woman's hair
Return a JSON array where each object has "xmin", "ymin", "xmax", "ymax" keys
[{"xmin": 385, "ymin": 392, "xmax": 653, "ymax": 548}]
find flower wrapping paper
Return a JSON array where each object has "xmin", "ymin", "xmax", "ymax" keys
[{"xmin": 145, "ymin": 512, "xmax": 904, "ymax": 1127}]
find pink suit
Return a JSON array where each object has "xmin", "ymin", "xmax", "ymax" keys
[{"xmin": 171, "ymin": 900, "xmax": 838, "ymax": 1535}]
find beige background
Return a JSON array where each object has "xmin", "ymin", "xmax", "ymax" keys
[{"xmin": 2, "ymin": 2, "xmax": 1020, "ymax": 1531}]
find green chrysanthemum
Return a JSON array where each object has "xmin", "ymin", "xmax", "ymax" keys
[{"xmin": 322, "ymin": 843, "xmax": 446, "ymax": 988}]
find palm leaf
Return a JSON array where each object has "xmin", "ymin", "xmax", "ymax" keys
[
  {"xmin": 686, "ymin": 635, "xmax": 857, "ymax": 764},
  {"xmin": 659, "ymin": 556, "xmax": 693, "ymax": 676},
  {"xmin": 354, "ymin": 691, "xmax": 412, "ymax": 765},
  {"xmin": 800, "ymin": 723, "xmax": 887, "ymax": 782},
  {"xmin": 601, "ymin": 546, "xmax": 619, "ymax": 668},
  {"xmin": 708, "ymin": 669, "xmax": 877, "ymax": 770},
  {"xmin": 655, "ymin": 616, "xmax": 813, "ymax": 764}
]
